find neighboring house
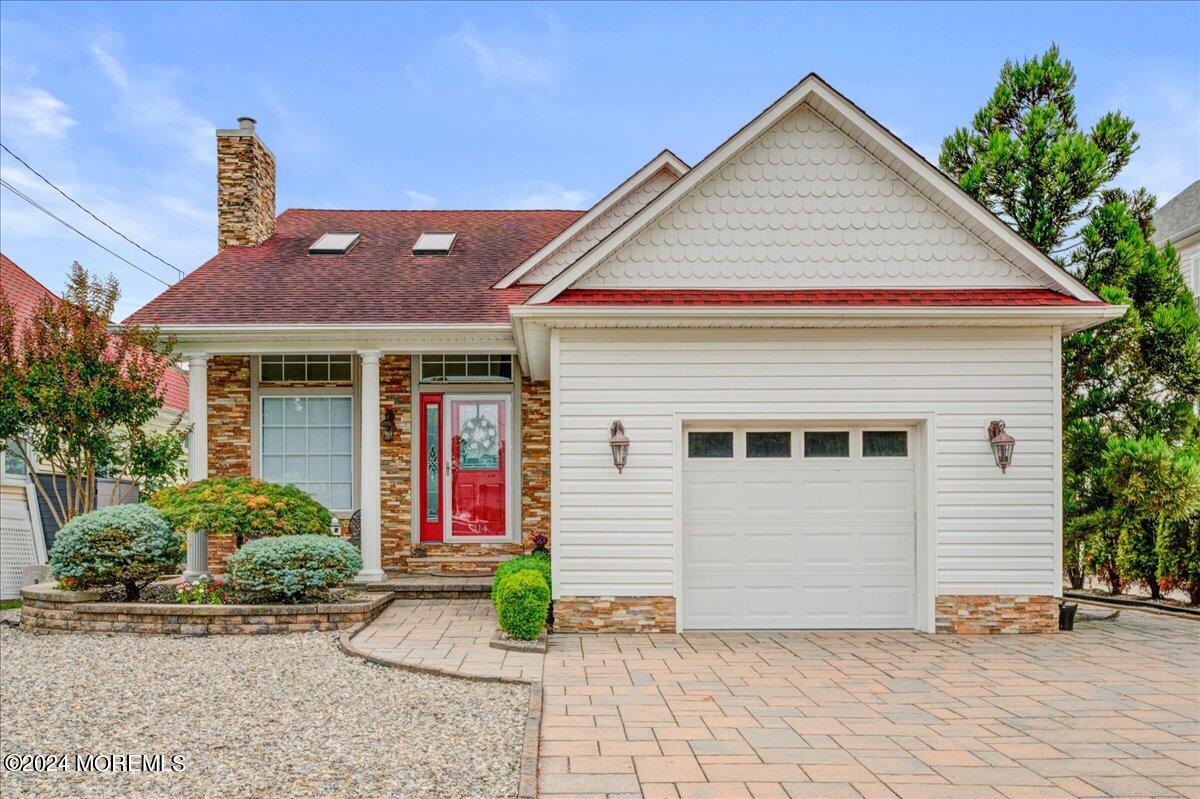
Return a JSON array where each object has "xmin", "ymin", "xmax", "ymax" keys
[
  {"xmin": 127, "ymin": 74, "xmax": 1124, "ymax": 634},
  {"xmin": 0, "ymin": 255, "xmax": 189, "ymax": 598},
  {"xmin": 1153, "ymin": 178, "xmax": 1200, "ymax": 302}
]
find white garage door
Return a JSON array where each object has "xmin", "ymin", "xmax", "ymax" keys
[{"xmin": 683, "ymin": 425, "xmax": 917, "ymax": 630}]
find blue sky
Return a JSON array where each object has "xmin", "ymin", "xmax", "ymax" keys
[{"xmin": 2, "ymin": 1, "xmax": 1197, "ymax": 319}]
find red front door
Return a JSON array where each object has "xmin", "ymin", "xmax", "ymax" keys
[{"xmin": 448, "ymin": 396, "xmax": 508, "ymax": 537}]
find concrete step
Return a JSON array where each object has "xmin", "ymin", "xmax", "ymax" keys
[{"xmin": 349, "ymin": 574, "xmax": 493, "ymax": 600}]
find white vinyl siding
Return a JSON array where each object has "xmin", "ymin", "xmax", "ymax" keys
[{"xmin": 552, "ymin": 326, "xmax": 1059, "ymax": 601}]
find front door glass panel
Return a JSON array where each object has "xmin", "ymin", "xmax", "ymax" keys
[{"xmin": 448, "ymin": 397, "xmax": 507, "ymax": 537}]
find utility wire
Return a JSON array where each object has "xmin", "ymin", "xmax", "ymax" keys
[
  {"xmin": 0, "ymin": 141, "xmax": 185, "ymax": 278},
  {"xmin": 0, "ymin": 178, "xmax": 172, "ymax": 288}
]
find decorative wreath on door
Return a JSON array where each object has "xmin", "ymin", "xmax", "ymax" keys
[{"xmin": 459, "ymin": 412, "xmax": 499, "ymax": 469}]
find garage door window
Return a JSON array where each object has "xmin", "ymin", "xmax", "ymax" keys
[
  {"xmin": 863, "ymin": 430, "xmax": 908, "ymax": 457},
  {"xmin": 688, "ymin": 431, "xmax": 733, "ymax": 458},
  {"xmin": 803, "ymin": 431, "xmax": 849, "ymax": 458},
  {"xmin": 746, "ymin": 431, "xmax": 791, "ymax": 458}
]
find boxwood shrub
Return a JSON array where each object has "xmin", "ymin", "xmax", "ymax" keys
[
  {"xmin": 149, "ymin": 477, "xmax": 333, "ymax": 546},
  {"xmin": 491, "ymin": 551, "xmax": 551, "ymax": 607},
  {"xmin": 495, "ymin": 569, "xmax": 550, "ymax": 640},
  {"xmin": 49, "ymin": 504, "xmax": 184, "ymax": 601},
  {"xmin": 227, "ymin": 534, "xmax": 362, "ymax": 603}
]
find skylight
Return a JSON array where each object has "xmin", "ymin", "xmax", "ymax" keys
[
  {"xmin": 308, "ymin": 232, "xmax": 361, "ymax": 255},
  {"xmin": 412, "ymin": 232, "xmax": 457, "ymax": 255}
]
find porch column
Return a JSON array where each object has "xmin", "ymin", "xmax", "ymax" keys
[
  {"xmin": 355, "ymin": 350, "xmax": 385, "ymax": 582},
  {"xmin": 182, "ymin": 353, "xmax": 210, "ymax": 581}
]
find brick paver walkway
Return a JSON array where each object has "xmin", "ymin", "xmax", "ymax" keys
[
  {"xmin": 348, "ymin": 598, "xmax": 543, "ymax": 682},
  {"xmin": 539, "ymin": 609, "xmax": 1200, "ymax": 799}
]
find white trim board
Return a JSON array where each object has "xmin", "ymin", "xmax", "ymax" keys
[
  {"xmin": 494, "ymin": 149, "xmax": 689, "ymax": 288},
  {"xmin": 529, "ymin": 74, "xmax": 1100, "ymax": 304}
]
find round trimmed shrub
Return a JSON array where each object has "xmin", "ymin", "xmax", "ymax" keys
[
  {"xmin": 49, "ymin": 504, "xmax": 184, "ymax": 601},
  {"xmin": 495, "ymin": 569, "xmax": 550, "ymax": 640},
  {"xmin": 492, "ymin": 552, "xmax": 551, "ymax": 607},
  {"xmin": 227, "ymin": 534, "xmax": 362, "ymax": 603},
  {"xmin": 149, "ymin": 477, "xmax": 334, "ymax": 546}
]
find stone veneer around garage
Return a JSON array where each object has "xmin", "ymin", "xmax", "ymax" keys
[
  {"xmin": 19, "ymin": 582, "xmax": 390, "ymax": 636},
  {"xmin": 553, "ymin": 596, "xmax": 677, "ymax": 633},
  {"xmin": 935, "ymin": 594, "xmax": 1058, "ymax": 634}
]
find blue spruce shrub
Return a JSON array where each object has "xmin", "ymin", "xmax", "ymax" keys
[
  {"xmin": 49, "ymin": 504, "xmax": 184, "ymax": 601},
  {"xmin": 227, "ymin": 534, "xmax": 362, "ymax": 603}
]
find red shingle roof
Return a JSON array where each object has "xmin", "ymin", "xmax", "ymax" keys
[
  {"xmin": 1, "ymin": 253, "xmax": 189, "ymax": 414},
  {"xmin": 549, "ymin": 288, "xmax": 1103, "ymax": 306},
  {"xmin": 125, "ymin": 209, "xmax": 583, "ymax": 326}
]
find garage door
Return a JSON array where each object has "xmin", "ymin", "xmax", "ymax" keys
[{"xmin": 683, "ymin": 425, "xmax": 917, "ymax": 630}]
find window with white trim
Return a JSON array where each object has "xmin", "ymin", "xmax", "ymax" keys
[
  {"xmin": 420, "ymin": 354, "xmax": 512, "ymax": 382},
  {"xmin": 260, "ymin": 397, "xmax": 353, "ymax": 511},
  {"xmin": 261, "ymin": 354, "xmax": 353, "ymax": 383},
  {"xmin": 4, "ymin": 439, "xmax": 29, "ymax": 478}
]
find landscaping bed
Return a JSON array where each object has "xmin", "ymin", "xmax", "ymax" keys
[
  {"xmin": 0, "ymin": 624, "xmax": 526, "ymax": 799},
  {"xmin": 19, "ymin": 581, "xmax": 390, "ymax": 635}
]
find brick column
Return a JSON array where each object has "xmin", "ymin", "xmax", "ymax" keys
[{"xmin": 521, "ymin": 379, "xmax": 551, "ymax": 551}]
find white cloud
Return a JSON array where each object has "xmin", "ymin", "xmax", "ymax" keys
[
  {"xmin": 503, "ymin": 180, "xmax": 590, "ymax": 209},
  {"xmin": 89, "ymin": 38, "xmax": 213, "ymax": 164},
  {"xmin": 448, "ymin": 23, "xmax": 555, "ymax": 87},
  {"xmin": 404, "ymin": 189, "xmax": 438, "ymax": 207},
  {"xmin": 0, "ymin": 86, "xmax": 76, "ymax": 140},
  {"xmin": 1106, "ymin": 78, "xmax": 1200, "ymax": 204}
]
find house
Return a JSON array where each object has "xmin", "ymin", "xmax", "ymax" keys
[
  {"xmin": 126, "ymin": 75, "xmax": 1124, "ymax": 634},
  {"xmin": 1, "ymin": 254, "xmax": 189, "ymax": 598},
  {"xmin": 1153, "ymin": 178, "xmax": 1200, "ymax": 301}
]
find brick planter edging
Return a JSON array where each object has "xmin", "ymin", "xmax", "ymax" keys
[
  {"xmin": 336, "ymin": 622, "xmax": 543, "ymax": 799},
  {"xmin": 19, "ymin": 582, "xmax": 391, "ymax": 636}
]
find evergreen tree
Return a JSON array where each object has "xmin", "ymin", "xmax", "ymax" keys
[
  {"xmin": 940, "ymin": 44, "xmax": 1137, "ymax": 254},
  {"xmin": 942, "ymin": 45, "xmax": 1200, "ymax": 598}
]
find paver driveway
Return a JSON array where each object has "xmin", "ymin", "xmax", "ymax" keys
[{"xmin": 539, "ymin": 609, "xmax": 1199, "ymax": 799}]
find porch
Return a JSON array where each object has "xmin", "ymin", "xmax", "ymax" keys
[{"xmin": 180, "ymin": 344, "xmax": 550, "ymax": 579}]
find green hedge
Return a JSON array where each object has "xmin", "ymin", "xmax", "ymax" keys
[
  {"xmin": 149, "ymin": 477, "xmax": 334, "ymax": 546},
  {"xmin": 49, "ymin": 504, "xmax": 184, "ymax": 601},
  {"xmin": 227, "ymin": 534, "xmax": 362, "ymax": 603},
  {"xmin": 492, "ymin": 552, "xmax": 551, "ymax": 607},
  {"xmin": 495, "ymin": 569, "xmax": 550, "ymax": 640}
]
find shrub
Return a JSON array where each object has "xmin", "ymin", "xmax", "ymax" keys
[
  {"xmin": 49, "ymin": 504, "xmax": 184, "ymax": 601},
  {"xmin": 492, "ymin": 551, "xmax": 551, "ymax": 607},
  {"xmin": 149, "ymin": 477, "xmax": 333, "ymax": 547},
  {"xmin": 227, "ymin": 534, "xmax": 362, "ymax": 603},
  {"xmin": 495, "ymin": 570, "xmax": 550, "ymax": 640}
]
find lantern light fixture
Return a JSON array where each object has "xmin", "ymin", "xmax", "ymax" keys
[
  {"xmin": 609, "ymin": 420, "xmax": 630, "ymax": 473},
  {"xmin": 381, "ymin": 408, "xmax": 396, "ymax": 442},
  {"xmin": 329, "ymin": 518, "xmax": 342, "ymax": 536},
  {"xmin": 987, "ymin": 420, "xmax": 1015, "ymax": 473}
]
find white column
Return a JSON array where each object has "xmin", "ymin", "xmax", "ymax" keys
[
  {"xmin": 182, "ymin": 353, "xmax": 210, "ymax": 581},
  {"xmin": 356, "ymin": 350, "xmax": 385, "ymax": 582}
]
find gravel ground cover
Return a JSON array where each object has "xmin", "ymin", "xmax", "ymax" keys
[{"xmin": 0, "ymin": 624, "xmax": 527, "ymax": 799}]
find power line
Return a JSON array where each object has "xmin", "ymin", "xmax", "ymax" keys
[
  {"xmin": 0, "ymin": 141, "xmax": 185, "ymax": 279},
  {"xmin": 0, "ymin": 178, "xmax": 173, "ymax": 288}
]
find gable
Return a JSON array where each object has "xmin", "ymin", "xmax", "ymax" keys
[
  {"xmin": 521, "ymin": 167, "xmax": 679, "ymax": 284},
  {"xmin": 575, "ymin": 103, "xmax": 1043, "ymax": 290}
]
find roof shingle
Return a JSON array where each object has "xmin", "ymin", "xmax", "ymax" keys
[{"xmin": 125, "ymin": 209, "xmax": 583, "ymax": 326}]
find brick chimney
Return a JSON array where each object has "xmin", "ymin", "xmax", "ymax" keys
[{"xmin": 216, "ymin": 117, "xmax": 276, "ymax": 249}]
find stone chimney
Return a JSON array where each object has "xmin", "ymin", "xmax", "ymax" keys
[{"xmin": 216, "ymin": 117, "xmax": 276, "ymax": 248}]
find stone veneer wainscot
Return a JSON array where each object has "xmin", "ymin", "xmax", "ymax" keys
[
  {"xmin": 935, "ymin": 595, "xmax": 1058, "ymax": 634},
  {"xmin": 554, "ymin": 596, "xmax": 677, "ymax": 633}
]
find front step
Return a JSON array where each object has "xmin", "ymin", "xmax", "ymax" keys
[
  {"xmin": 406, "ymin": 554, "xmax": 510, "ymax": 577},
  {"xmin": 350, "ymin": 574, "xmax": 493, "ymax": 600}
]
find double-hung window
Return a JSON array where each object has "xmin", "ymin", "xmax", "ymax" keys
[{"xmin": 260, "ymin": 396, "xmax": 353, "ymax": 511}]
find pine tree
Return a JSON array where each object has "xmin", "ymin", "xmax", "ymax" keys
[
  {"xmin": 940, "ymin": 44, "xmax": 1137, "ymax": 254},
  {"xmin": 942, "ymin": 46, "xmax": 1200, "ymax": 598}
]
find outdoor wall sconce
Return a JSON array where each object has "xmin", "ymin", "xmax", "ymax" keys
[
  {"xmin": 609, "ymin": 420, "xmax": 630, "ymax": 473},
  {"xmin": 987, "ymin": 420, "xmax": 1015, "ymax": 473},
  {"xmin": 381, "ymin": 408, "xmax": 396, "ymax": 442}
]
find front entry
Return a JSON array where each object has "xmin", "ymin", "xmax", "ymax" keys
[{"xmin": 420, "ymin": 393, "xmax": 510, "ymax": 541}]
